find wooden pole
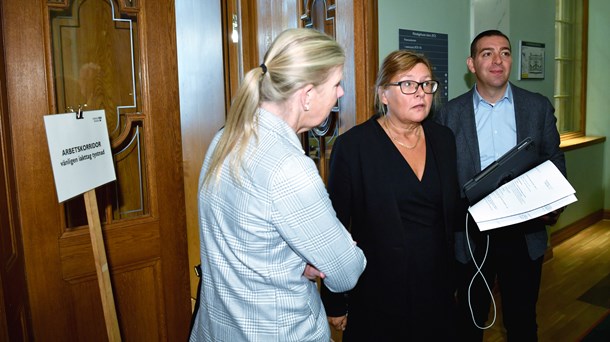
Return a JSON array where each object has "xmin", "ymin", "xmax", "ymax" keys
[{"xmin": 83, "ymin": 189, "xmax": 122, "ymax": 341}]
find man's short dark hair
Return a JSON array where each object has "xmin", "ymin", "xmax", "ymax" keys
[{"xmin": 470, "ymin": 30, "xmax": 511, "ymax": 58}]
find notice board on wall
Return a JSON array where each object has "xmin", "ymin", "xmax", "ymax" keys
[{"xmin": 399, "ymin": 29, "xmax": 448, "ymax": 105}]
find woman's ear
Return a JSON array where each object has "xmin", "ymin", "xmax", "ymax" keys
[
  {"xmin": 379, "ymin": 87, "xmax": 388, "ymax": 106},
  {"xmin": 300, "ymin": 84, "xmax": 314, "ymax": 111}
]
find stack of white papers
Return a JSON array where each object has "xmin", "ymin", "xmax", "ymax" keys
[{"xmin": 469, "ymin": 160, "xmax": 577, "ymax": 231}]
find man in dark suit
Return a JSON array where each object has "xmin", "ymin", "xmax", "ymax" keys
[{"xmin": 435, "ymin": 30, "xmax": 566, "ymax": 341}]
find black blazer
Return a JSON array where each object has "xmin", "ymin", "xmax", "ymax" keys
[{"xmin": 321, "ymin": 115, "xmax": 459, "ymax": 339}]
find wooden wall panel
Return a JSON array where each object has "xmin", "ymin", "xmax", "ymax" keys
[{"xmin": 175, "ymin": 0, "xmax": 228, "ymax": 302}]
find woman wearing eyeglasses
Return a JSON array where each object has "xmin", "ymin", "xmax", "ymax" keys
[{"xmin": 321, "ymin": 50, "xmax": 459, "ymax": 340}]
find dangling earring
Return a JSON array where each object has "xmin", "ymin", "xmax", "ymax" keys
[{"xmin": 304, "ymin": 104, "xmax": 310, "ymax": 111}]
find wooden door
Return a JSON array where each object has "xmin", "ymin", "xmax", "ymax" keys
[
  {"xmin": 253, "ymin": 0, "xmax": 377, "ymax": 185},
  {"xmin": 1, "ymin": 0, "xmax": 191, "ymax": 340},
  {"xmin": 299, "ymin": 0, "xmax": 340, "ymax": 182},
  {"xmin": 0, "ymin": 14, "xmax": 33, "ymax": 340}
]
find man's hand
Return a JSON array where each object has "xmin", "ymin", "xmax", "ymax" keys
[
  {"xmin": 538, "ymin": 207, "xmax": 565, "ymax": 226},
  {"xmin": 303, "ymin": 264, "xmax": 325, "ymax": 281},
  {"xmin": 328, "ymin": 315, "xmax": 347, "ymax": 331}
]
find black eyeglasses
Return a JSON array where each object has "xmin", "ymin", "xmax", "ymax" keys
[{"xmin": 386, "ymin": 80, "xmax": 439, "ymax": 95}]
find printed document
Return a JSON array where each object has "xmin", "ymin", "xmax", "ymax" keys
[{"xmin": 469, "ymin": 160, "xmax": 577, "ymax": 231}]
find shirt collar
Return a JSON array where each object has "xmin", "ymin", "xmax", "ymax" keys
[
  {"xmin": 473, "ymin": 83, "xmax": 513, "ymax": 110},
  {"xmin": 257, "ymin": 107, "xmax": 304, "ymax": 152}
]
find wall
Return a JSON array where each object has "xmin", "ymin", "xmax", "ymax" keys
[
  {"xmin": 508, "ymin": 0, "xmax": 556, "ymax": 98},
  {"xmin": 378, "ymin": 0, "xmax": 471, "ymax": 96},
  {"xmin": 377, "ymin": 0, "xmax": 608, "ymax": 233},
  {"xmin": 586, "ymin": 0, "xmax": 610, "ymax": 214},
  {"xmin": 378, "ymin": 0, "xmax": 556, "ymax": 100},
  {"xmin": 554, "ymin": 143, "xmax": 605, "ymax": 233}
]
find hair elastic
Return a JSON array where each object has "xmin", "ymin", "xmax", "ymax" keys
[{"xmin": 260, "ymin": 63, "xmax": 267, "ymax": 74}]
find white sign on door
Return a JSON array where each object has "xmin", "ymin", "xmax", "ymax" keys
[{"xmin": 44, "ymin": 109, "xmax": 116, "ymax": 202}]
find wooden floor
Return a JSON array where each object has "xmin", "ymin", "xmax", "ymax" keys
[
  {"xmin": 484, "ymin": 219, "xmax": 610, "ymax": 341},
  {"xmin": 330, "ymin": 220, "xmax": 610, "ymax": 342}
]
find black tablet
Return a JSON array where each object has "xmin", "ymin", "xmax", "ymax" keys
[{"xmin": 463, "ymin": 137, "xmax": 538, "ymax": 205}]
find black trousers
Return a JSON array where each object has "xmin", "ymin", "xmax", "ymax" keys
[{"xmin": 456, "ymin": 228, "xmax": 544, "ymax": 342}]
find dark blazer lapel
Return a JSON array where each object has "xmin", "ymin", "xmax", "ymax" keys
[
  {"xmin": 511, "ymin": 83, "xmax": 532, "ymax": 142},
  {"xmin": 458, "ymin": 89, "xmax": 482, "ymax": 173}
]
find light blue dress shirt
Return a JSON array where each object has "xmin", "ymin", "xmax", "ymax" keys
[
  {"xmin": 473, "ymin": 84, "xmax": 517, "ymax": 169},
  {"xmin": 190, "ymin": 108, "xmax": 366, "ymax": 342}
]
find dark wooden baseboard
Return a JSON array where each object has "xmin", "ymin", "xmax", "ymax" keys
[
  {"xmin": 544, "ymin": 210, "xmax": 605, "ymax": 262},
  {"xmin": 544, "ymin": 247, "xmax": 554, "ymax": 262},
  {"xmin": 551, "ymin": 210, "xmax": 604, "ymax": 247}
]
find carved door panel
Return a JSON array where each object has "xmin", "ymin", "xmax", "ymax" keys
[
  {"xmin": 299, "ymin": 0, "xmax": 339, "ymax": 183},
  {"xmin": 2, "ymin": 0, "xmax": 190, "ymax": 340},
  {"xmin": 249, "ymin": 1, "xmax": 376, "ymax": 186},
  {"xmin": 297, "ymin": 0, "xmax": 377, "ymax": 184}
]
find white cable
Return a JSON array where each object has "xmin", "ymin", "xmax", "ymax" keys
[{"xmin": 465, "ymin": 210, "xmax": 497, "ymax": 330}]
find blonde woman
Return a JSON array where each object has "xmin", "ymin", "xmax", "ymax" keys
[{"xmin": 189, "ymin": 28, "xmax": 366, "ymax": 342}]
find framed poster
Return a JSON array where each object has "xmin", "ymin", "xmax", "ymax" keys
[{"xmin": 519, "ymin": 41, "xmax": 545, "ymax": 79}]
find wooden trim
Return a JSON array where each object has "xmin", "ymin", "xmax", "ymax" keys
[
  {"xmin": 221, "ymin": 1, "xmax": 236, "ymax": 114},
  {"xmin": 0, "ymin": 6, "xmax": 34, "ymax": 338},
  {"xmin": 604, "ymin": 210, "xmax": 610, "ymax": 220},
  {"xmin": 550, "ymin": 210, "xmax": 604, "ymax": 247},
  {"xmin": 560, "ymin": 135, "xmax": 605, "ymax": 151},
  {"xmin": 557, "ymin": 0, "xmax": 588, "ymax": 140},
  {"xmin": 240, "ymin": 0, "xmax": 259, "ymax": 71},
  {"xmin": 543, "ymin": 247, "xmax": 553, "ymax": 262},
  {"xmin": 545, "ymin": 209, "xmax": 604, "ymax": 262},
  {"xmin": 579, "ymin": 0, "xmax": 588, "ymax": 135},
  {"xmin": 354, "ymin": 0, "xmax": 378, "ymax": 125},
  {"xmin": 222, "ymin": 0, "xmax": 259, "ymax": 115}
]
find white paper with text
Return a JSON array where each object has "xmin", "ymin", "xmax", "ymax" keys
[{"xmin": 468, "ymin": 160, "xmax": 577, "ymax": 231}]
